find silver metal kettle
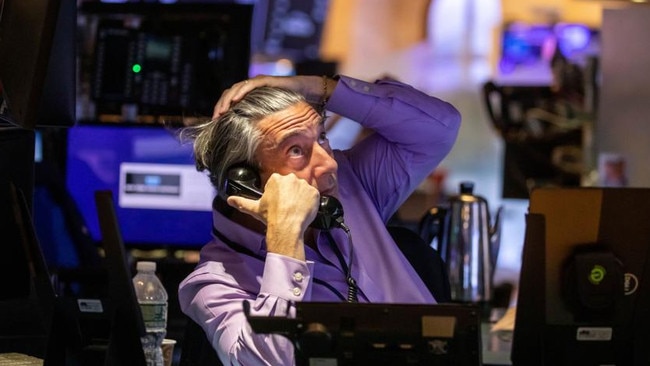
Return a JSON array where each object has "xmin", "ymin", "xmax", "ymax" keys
[{"xmin": 419, "ymin": 182, "xmax": 502, "ymax": 304}]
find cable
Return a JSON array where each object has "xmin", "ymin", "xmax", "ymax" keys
[
  {"xmin": 343, "ymin": 225, "xmax": 358, "ymax": 302},
  {"xmin": 325, "ymin": 226, "xmax": 358, "ymax": 303}
]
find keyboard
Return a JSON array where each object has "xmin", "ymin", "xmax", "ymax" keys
[{"xmin": 0, "ymin": 353, "xmax": 43, "ymax": 366}]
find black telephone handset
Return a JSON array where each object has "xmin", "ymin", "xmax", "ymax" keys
[{"xmin": 222, "ymin": 164, "xmax": 346, "ymax": 231}]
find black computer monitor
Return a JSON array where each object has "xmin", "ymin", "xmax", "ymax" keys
[
  {"xmin": 90, "ymin": 190, "xmax": 147, "ymax": 366},
  {"xmin": 499, "ymin": 22, "xmax": 555, "ymax": 78},
  {"xmin": 498, "ymin": 22, "xmax": 599, "ymax": 81},
  {"xmin": 0, "ymin": 0, "xmax": 76, "ymax": 129},
  {"xmin": 65, "ymin": 124, "xmax": 215, "ymax": 249},
  {"xmin": 77, "ymin": 2, "xmax": 252, "ymax": 125},
  {"xmin": 28, "ymin": 189, "xmax": 149, "ymax": 365},
  {"xmin": 251, "ymin": 0, "xmax": 331, "ymax": 62},
  {"xmin": 32, "ymin": 126, "xmax": 102, "ymax": 271},
  {"xmin": 0, "ymin": 128, "xmax": 35, "ymax": 300},
  {"xmin": 246, "ymin": 302, "xmax": 483, "ymax": 366},
  {"xmin": 513, "ymin": 187, "xmax": 650, "ymax": 365},
  {"xmin": 0, "ymin": 182, "xmax": 57, "ymax": 358}
]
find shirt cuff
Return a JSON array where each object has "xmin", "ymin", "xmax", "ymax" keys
[
  {"xmin": 260, "ymin": 253, "xmax": 314, "ymax": 301},
  {"xmin": 328, "ymin": 75, "xmax": 458, "ymax": 128},
  {"xmin": 327, "ymin": 76, "xmax": 376, "ymax": 123}
]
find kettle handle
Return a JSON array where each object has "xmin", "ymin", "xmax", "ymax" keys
[
  {"xmin": 489, "ymin": 205, "xmax": 504, "ymax": 272},
  {"xmin": 418, "ymin": 206, "xmax": 448, "ymax": 250}
]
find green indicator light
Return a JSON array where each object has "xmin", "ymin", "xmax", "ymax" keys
[
  {"xmin": 132, "ymin": 64, "xmax": 142, "ymax": 73},
  {"xmin": 589, "ymin": 265, "xmax": 606, "ymax": 285}
]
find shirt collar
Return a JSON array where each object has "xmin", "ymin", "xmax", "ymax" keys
[{"xmin": 212, "ymin": 206, "xmax": 266, "ymax": 255}]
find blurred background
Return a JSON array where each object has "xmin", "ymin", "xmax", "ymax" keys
[
  {"xmin": 45, "ymin": 0, "xmax": 650, "ymax": 304},
  {"xmin": 5, "ymin": 0, "xmax": 650, "ymax": 361},
  {"xmin": 67, "ymin": 0, "xmax": 617, "ymax": 283},
  {"xmin": 317, "ymin": 0, "xmax": 611, "ymax": 287}
]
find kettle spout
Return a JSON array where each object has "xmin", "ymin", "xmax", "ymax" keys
[{"xmin": 489, "ymin": 206, "xmax": 504, "ymax": 269}]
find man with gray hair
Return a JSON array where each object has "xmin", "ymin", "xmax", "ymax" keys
[{"xmin": 178, "ymin": 74, "xmax": 461, "ymax": 365}]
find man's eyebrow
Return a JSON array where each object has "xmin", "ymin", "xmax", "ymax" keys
[
  {"xmin": 277, "ymin": 130, "xmax": 303, "ymax": 146},
  {"xmin": 276, "ymin": 118, "xmax": 325, "ymax": 147},
  {"xmin": 276, "ymin": 126, "xmax": 312, "ymax": 148}
]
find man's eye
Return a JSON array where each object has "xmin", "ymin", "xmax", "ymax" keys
[
  {"xmin": 318, "ymin": 132, "xmax": 329, "ymax": 144},
  {"xmin": 288, "ymin": 146, "xmax": 304, "ymax": 156}
]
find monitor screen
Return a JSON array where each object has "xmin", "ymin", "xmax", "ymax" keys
[
  {"xmin": 497, "ymin": 22, "xmax": 599, "ymax": 85},
  {"xmin": 554, "ymin": 23, "xmax": 600, "ymax": 65},
  {"xmin": 251, "ymin": 0, "xmax": 331, "ymax": 62},
  {"xmin": 77, "ymin": 2, "xmax": 252, "ymax": 126},
  {"xmin": 500, "ymin": 23, "xmax": 555, "ymax": 75},
  {"xmin": 65, "ymin": 124, "xmax": 215, "ymax": 249}
]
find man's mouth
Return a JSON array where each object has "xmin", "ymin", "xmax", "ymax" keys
[{"xmin": 320, "ymin": 180, "xmax": 338, "ymax": 197}]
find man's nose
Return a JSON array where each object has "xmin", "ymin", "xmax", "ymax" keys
[{"xmin": 312, "ymin": 143, "xmax": 338, "ymax": 173}]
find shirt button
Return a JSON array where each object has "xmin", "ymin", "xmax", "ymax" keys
[
  {"xmin": 363, "ymin": 86, "xmax": 370, "ymax": 92},
  {"xmin": 292, "ymin": 287, "xmax": 302, "ymax": 297},
  {"xmin": 350, "ymin": 80, "xmax": 357, "ymax": 87},
  {"xmin": 293, "ymin": 272, "xmax": 304, "ymax": 283}
]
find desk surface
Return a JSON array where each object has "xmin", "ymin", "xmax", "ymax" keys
[{"xmin": 0, "ymin": 353, "xmax": 43, "ymax": 366}]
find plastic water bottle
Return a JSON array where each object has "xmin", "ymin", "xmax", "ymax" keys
[{"xmin": 132, "ymin": 261, "xmax": 168, "ymax": 366}]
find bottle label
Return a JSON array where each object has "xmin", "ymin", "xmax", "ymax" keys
[{"xmin": 139, "ymin": 302, "xmax": 167, "ymax": 330}]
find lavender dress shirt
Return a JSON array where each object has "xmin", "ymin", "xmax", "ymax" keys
[{"xmin": 178, "ymin": 75, "xmax": 461, "ymax": 365}]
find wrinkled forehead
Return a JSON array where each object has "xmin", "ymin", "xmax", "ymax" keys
[{"xmin": 256, "ymin": 101, "xmax": 323, "ymax": 149}]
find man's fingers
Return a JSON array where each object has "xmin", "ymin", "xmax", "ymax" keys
[
  {"xmin": 212, "ymin": 78, "xmax": 267, "ymax": 119},
  {"xmin": 226, "ymin": 195, "xmax": 262, "ymax": 221}
]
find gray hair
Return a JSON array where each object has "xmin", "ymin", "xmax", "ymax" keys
[{"xmin": 179, "ymin": 86, "xmax": 306, "ymax": 192}]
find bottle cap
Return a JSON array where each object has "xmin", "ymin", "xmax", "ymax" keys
[{"xmin": 136, "ymin": 261, "xmax": 156, "ymax": 272}]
